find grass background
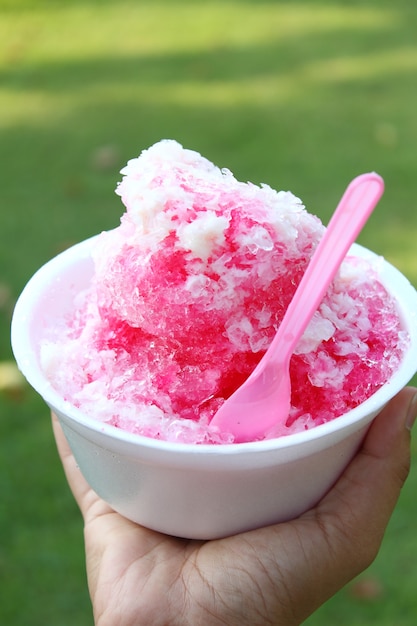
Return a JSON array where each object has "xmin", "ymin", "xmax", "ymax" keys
[{"xmin": 1, "ymin": 0, "xmax": 417, "ymax": 623}]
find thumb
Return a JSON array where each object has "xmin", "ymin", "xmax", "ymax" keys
[{"xmin": 315, "ymin": 386, "xmax": 417, "ymax": 573}]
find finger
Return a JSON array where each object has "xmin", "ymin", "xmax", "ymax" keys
[
  {"xmin": 314, "ymin": 386, "xmax": 417, "ymax": 571},
  {"xmin": 51, "ymin": 412, "xmax": 105, "ymax": 519}
]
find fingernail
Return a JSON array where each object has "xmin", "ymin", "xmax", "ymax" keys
[{"xmin": 406, "ymin": 391, "xmax": 417, "ymax": 432}]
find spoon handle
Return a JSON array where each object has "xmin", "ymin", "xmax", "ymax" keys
[{"xmin": 263, "ymin": 172, "xmax": 385, "ymax": 369}]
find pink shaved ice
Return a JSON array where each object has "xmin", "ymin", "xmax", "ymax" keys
[{"xmin": 40, "ymin": 140, "xmax": 408, "ymax": 444}]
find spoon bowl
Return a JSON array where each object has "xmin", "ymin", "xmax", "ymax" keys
[{"xmin": 211, "ymin": 173, "xmax": 385, "ymax": 442}]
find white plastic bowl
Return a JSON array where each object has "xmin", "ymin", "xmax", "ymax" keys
[{"xmin": 11, "ymin": 236, "xmax": 417, "ymax": 539}]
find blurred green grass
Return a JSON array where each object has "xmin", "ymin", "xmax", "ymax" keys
[{"xmin": 1, "ymin": 0, "xmax": 417, "ymax": 623}]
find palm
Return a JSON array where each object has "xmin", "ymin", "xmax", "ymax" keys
[{"xmin": 83, "ymin": 495, "xmax": 315, "ymax": 626}]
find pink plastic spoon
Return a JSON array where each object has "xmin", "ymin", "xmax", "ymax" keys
[{"xmin": 211, "ymin": 172, "xmax": 385, "ymax": 443}]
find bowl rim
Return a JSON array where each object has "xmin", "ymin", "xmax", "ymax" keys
[{"xmin": 11, "ymin": 235, "xmax": 417, "ymax": 457}]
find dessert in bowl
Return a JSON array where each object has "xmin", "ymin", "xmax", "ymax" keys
[{"xmin": 11, "ymin": 141, "xmax": 417, "ymax": 538}]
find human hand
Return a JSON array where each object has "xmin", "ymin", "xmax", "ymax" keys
[{"xmin": 52, "ymin": 386, "xmax": 417, "ymax": 626}]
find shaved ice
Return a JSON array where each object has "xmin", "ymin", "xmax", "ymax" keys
[{"xmin": 40, "ymin": 140, "xmax": 408, "ymax": 444}]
